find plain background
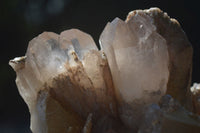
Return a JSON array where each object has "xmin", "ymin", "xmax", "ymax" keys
[{"xmin": 1, "ymin": 0, "xmax": 200, "ymax": 132}]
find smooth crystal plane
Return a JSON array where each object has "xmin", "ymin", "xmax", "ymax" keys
[{"xmin": 10, "ymin": 8, "xmax": 199, "ymax": 133}]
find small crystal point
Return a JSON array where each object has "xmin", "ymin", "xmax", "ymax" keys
[
  {"xmin": 9, "ymin": 56, "xmax": 26, "ymax": 71},
  {"xmin": 60, "ymin": 29, "xmax": 98, "ymax": 60},
  {"xmin": 190, "ymin": 83, "xmax": 200, "ymax": 115}
]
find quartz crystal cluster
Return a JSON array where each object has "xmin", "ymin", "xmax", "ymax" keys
[{"xmin": 9, "ymin": 8, "xmax": 199, "ymax": 133}]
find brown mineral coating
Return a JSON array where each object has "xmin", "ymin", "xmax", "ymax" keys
[
  {"xmin": 43, "ymin": 50, "xmax": 120, "ymax": 132},
  {"xmin": 48, "ymin": 50, "xmax": 118, "ymax": 120},
  {"xmin": 126, "ymin": 7, "xmax": 193, "ymax": 105},
  {"xmin": 37, "ymin": 89, "xmax": 84, "ymax": 133},
  {"xmin": 192, "ymin": 94, "xmax": 200, "ymax": 115}
]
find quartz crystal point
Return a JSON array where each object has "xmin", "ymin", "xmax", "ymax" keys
[
  {"xmin": 9, "ymin": 29, "xmax": 118, "ymax": 133},
  {"xmin": 100, "ymin": 7, "xmax": 193, "ymax": 130}
]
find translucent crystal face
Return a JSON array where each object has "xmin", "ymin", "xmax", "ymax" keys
[
  {"xmin": 24, "ymin": 30, "xmax": 98, "ymax": 84},
  {"xmin": 100, "ymin": 16, "xmax": 169, "ymax": 103}
]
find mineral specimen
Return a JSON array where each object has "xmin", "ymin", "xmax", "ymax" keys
[{"xmin": 9, "ymin": 7, "xmax": 195, "ymax": 133}]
